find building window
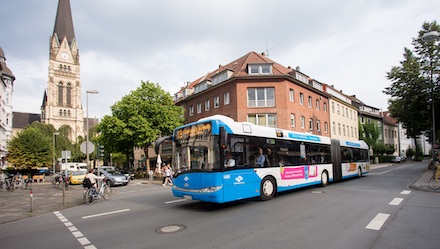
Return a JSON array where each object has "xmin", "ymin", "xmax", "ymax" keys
[
  {"xmin": 332, "ymin": 102, "xmax": 335, "ymax": 113},
  {"xmin": 289, "ymin": 88, "xmax": 294, "ymax": 102},
  {"xmin": 337, "ymin": 104, "xmax": 340, "ymax": 115},
  {"xmin": 309, "ymin": 118, "xmax": 313, "ymax": 131},
  {"xmin": 338, "ymin": 123, "xmax": 341, "ymax": 135},
  {"xmin": 224, "ymin": 92, "xmax": 230, "ymax": 105},
  {"xmin": 247, "ymin": 114, "xmax": 277, "ymax": 127},
  {"xmin": 324, "ymin": 122, "xmax": 328, "ymax": 133},
  {"xmin": 214, "ymin": 96, "xmax": 220, "ymax": 108},
  {"xmin": 66, "ymin": 83, "xmax": 71, "ymax": 106},
  {"xmin": 59, "ymin": 109, "xmax": 62, "ymax": 116},
  {"xmin": 323, "ymin": 102, "xmax": 327, "ymax": 113},
  {"xmin": 332, "ymin": 122, "xmax": 336, "ymax": 134},
  {"xmin": 300, "ymin": 116, "xmax": 305, "ymax": 129},
  {"xmin": 290, "ymin": 114, "xmax": 295, "ymax": 127},
  {"xmin": 248, "ymin": 64, "xmax": 273, "ymax": 75},
  {"xmin": 299, "ymin": 93, "xmax": 304, "ymax": 105},
  {"xmin": 343, "ymin": 125, "xmax": 346, "ymax": 136},
  {"xmin": 316, "ymin": 120, "xmax": 321, "ymax": 131},
  {"xmin": 196, "ymin": 102, "xmax": 202, "ymax": 114},
  {"xmin": 58, "ymin": 83, "xmax": 63, "ymax": 104},
  {"xmin": 247, "ymin": 87, "xmax": 275, "ymax": 107},
  {"xmin": 308, "ymin": 96, "xmax": 312, "ymax": 108},
  {"xmin": 205, "ymin": 99, "xmax": 210, "ymax": 111},
  {"xmin": 316, "ymin": 100, "xmax": 320, "ymax": 110},
  {"xmin": 189, "ymin": 105, "xmax": 194, "ymax": 116}
]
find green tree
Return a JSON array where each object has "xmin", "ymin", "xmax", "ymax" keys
[
  {"xmin": 97, "ymin": 81, "xmax": 184, "ymax": 171},
  {"xmin": 384, "ymin": 21, "xmax": 440, "ymax": 150},
  {"xmin": 8, "ymin": 126, "xmax": 52, "ymax": 169},
  {"xmin": 359, "ymin": 122, "xmax": 380, "ymax": 151}
]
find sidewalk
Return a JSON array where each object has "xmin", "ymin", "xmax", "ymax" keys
[{"xmin": 0, "ymin": 177, "xmax": 161, "ymax": 224}]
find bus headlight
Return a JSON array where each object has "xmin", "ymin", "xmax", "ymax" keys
[{"xmin": 200, "ymin": 186, "xmax": 222, "ymax": 193}]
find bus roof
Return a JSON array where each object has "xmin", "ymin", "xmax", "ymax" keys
[{"xmin": 176, "ymin": 115, "xmax": 335, "ymax": 145}]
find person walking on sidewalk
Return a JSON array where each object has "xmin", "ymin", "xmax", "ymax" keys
[{"xmin": 162, "ymin": 164, "xmax": 173, "ymax": 186}]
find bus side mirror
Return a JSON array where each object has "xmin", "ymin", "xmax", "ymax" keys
[{"xmin": 220, "ymin": 127, "xmax": 228, "ymax": 149}]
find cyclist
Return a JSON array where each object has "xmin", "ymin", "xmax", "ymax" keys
[{"xmin": 85, "ymin": 168, "xmax": 104, "ymax": 195}]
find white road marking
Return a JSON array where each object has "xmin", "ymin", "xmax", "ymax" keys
[
  {"xmin": 400, "ymin": 190, "xmax": 411, "ymax": 195},
  {"xmin": 389, "ymin": 197, "xmax": 404, "ymax": 206},
  {"xmin": 366, "ymin": 213, "xmax": 390, "ymax": 230},
  {"xmin": 165, "ymin": 199, "xmax": 188, "ymax": 204},
  {"xmin": 53, "ymin": 211, "xmax": 95, "ymax": 248},
  {"xmin": 82, "ymin": 208, "xmax": 130, "ymax": 219}
]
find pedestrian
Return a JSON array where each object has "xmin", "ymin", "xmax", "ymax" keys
[{"xmin": 162, "ymin": 164, "xmax": 173, "ymax": 186}]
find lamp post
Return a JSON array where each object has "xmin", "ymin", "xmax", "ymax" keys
[
  {"xmin": 53, "ymin": 132, "xmax": 59, "ymax": 173},
  {"xmin": 86, "ymin": 90, "xmax": 98, "ymax": 170},
  {"xmin": 422, "ymin": 30, "xmax": 439, "ymax": 159}
]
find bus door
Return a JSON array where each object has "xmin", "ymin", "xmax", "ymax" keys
[{"xmin": 331, "ymin": 139, "xmax": 342, "ymax": 182}]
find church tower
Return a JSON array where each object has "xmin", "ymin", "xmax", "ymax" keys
[{"xmin": 41, "ymin": 0, "xmax": 84, "ymax": 140}]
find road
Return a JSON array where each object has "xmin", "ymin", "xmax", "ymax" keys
[{"xmin": 0, "ymin": 162, "xmax": 439, "ymax": 249}]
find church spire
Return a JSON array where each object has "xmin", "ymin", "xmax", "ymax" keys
[{"xmin": 53, "ymin": 0, "xmax": 75, "ymax": 45}]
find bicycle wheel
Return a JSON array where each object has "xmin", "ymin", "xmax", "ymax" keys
[
  {"xmin": 83, "ymin": 188, "xmax": 93, "ymax": 204},
  {"xmin": 429, "ymin": 175, "xmax": 440, "ymax": 190},
  {"xmin": 102, "ymin": 185, "xmax": 112, "ymax": 200}
]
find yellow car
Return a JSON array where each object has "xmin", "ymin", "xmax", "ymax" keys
[{"xmin": 69, "ymin": 170, "xmax": 87, "ymax": 185}]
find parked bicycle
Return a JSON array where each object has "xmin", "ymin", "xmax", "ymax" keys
[
  {"xmin": 83, "ymin": 178, "xmax": 112, "ymax": 204},
  {"xmin": 1, "ymin": 175, "xmax": 15, "ymax": 192},
  {"xmin": 51, "ymin": 172, "xmax": 69, "ymax": 189}
]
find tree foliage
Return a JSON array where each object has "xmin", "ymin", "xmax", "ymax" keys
[
  {"xmin": 97, "ymin": 81, "xmax": 184, "ymax": 169},
  {"xmin": 384, "ymin": 21, "xmax": 440, "ymax": 148},
  {"xmin": 8, "ymin": 124, "xmax": 52, "ymax": 169}
]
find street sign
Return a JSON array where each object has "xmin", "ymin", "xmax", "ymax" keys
[{"xmin": 80, "ymin": 141, "xmax": 95, "ymax": 154}]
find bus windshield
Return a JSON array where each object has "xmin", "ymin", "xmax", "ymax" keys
[{"xmin": 173, "ymin": 122, "xmax": 221, "ymax": 172}]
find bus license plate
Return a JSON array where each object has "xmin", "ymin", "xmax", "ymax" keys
[{"xmin": 183, "ymin": 195, "xmax": 192, "ymax": 200}]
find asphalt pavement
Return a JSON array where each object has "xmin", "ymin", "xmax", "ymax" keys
[{"xmin": 0, "ymin": 163, "xmax": 437, "ymax": 224}]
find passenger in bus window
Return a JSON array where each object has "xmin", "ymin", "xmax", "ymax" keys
[
  {"xmin": 224, "ymin": 151, "xmax": 236, "ymax": 168},
  {"xmin": 255, "ymin": 148, "xmax": 266, "ymax": 167},
  {"xmin": 265, "ymin": 148, "xmax": 274, "ymax": 166}
]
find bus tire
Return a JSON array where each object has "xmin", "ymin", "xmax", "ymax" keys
[
  {"xmin": 320, "ymin": 170, "xmax": 329, "ymax": 187},
  {"xmin": 260, "ymin": 176, "xmax": 276, "ymax": 201},
  {"xmin": 358, "ymin": 167, "xmax": 363, "ymax": 178}
]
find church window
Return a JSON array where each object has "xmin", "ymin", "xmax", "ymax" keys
[
  {"xmin": 68, "ymin": 110, "xmax": 71, "ymax": 117},
  {"xmin": 68, "ymin": 66, "xmax": 71, "ymax": 72},
  {"xmin": 63, "ymin": 110, "xmax": 67, "ymax": 116},
  {"xmin": 58, "ymin": 83, "xmax": 64, "ymax": 104},
  {"xmin": 59, "ymin": 109, "xmax": 62, "ymax": 116},
  {"xmin": 63, "ymin": 65, "xmax": 67, "ymax": 71},
  {"xmin": 66, "ymin": 83, "xmax": 72, "ymax": 106},
  {"xmin": 59, "ymin": 64, "xmax": 63, "ymax": 70}
]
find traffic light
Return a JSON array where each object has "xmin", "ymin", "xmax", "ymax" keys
[
  {"xmin": 99, "ymin": 145, "xmax": 104, "ymax": 158},
  {"xmin": 98, "ymin": 144, "xmax": 104, "ymax": 157}
]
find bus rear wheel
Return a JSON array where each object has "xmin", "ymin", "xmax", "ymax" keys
[
  {"xmin": 358, "ymin": 167, "xmax": 363, "ymax": 178},
  {"xmin": 320, "ymin": 170, "xmax": 329, "ymax": 187},
  {"xmin": 260, "ymin": 176, "xmax": 276, "ymax": 201}
]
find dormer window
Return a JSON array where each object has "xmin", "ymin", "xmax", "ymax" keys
[
  {"xmin": 248, "ymin": 64, "xmax": 272, "ymax": 75},
  {"xmin": 194, "ymin": 80, "xmax": 212, "ymax": 94},
  {"xmin": 212, "ymin": 70, "xmax": 233, "ymax": 85}
]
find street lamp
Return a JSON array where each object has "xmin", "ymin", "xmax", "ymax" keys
[
  {"xmin": 53, "ymin": 132, "xmax": 59, "ymax": 173},
  {"xmin": 86, "ymin": 90, "xmax": 98, "ymax": 170},
  {"xmin": 422, "ymin": 30, "xmax": 439, "ymax": 159}
]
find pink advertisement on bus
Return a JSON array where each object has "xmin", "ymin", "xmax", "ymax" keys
[{"xmin": 280, "ymin": 166, "xmax": 318, "ymax": 180}]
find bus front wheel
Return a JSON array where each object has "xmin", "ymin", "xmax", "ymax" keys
[{"xmin": 260, "ymin": 176, "xmax": 276, "ymax": 201}]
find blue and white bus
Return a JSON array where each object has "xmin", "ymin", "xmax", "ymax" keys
[{"xmin": 156, "ymin": 115, "xmax": 369, "ymax": 203}]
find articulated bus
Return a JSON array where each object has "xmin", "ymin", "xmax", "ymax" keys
[{"xmin": 156, "ymin": 115, "xmax": 369, "ymax": 203}]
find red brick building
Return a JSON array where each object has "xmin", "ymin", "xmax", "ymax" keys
[{"xmin": 174, "ymin": 51, "xmax": 330, "ymax": 137}]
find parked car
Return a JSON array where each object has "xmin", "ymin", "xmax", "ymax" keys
[
  {"xmin": 69, "ymin": 170, "xmax": 87, "ymax": 185},
  {"xmin": 96, "ymin": 169, "xmax": 129, "ymax": 187},
  {"xmin": 391, "ymin": 156, "xmax": 406, "ymax": 163},
  {"xmin": 118, "ymin": 169, "xmax": 135, "ymax": 180}
]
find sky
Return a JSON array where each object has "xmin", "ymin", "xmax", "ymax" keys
[{"xmin": 1, "ymin": 0, "xmax": 440, "ymax": 119}]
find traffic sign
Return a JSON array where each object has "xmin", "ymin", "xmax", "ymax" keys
[{"xmin": 80, "ymin": 141, "xmax": 95, "ymax": 154}]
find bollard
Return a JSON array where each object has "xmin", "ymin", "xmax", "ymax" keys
[
  {"xmin": 29, "ymin": 187, "xmax": 33, "ymax": 212},
  {"xmin": 62, "ymin": 181, "xmax": 65, "ymax": 205}
]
